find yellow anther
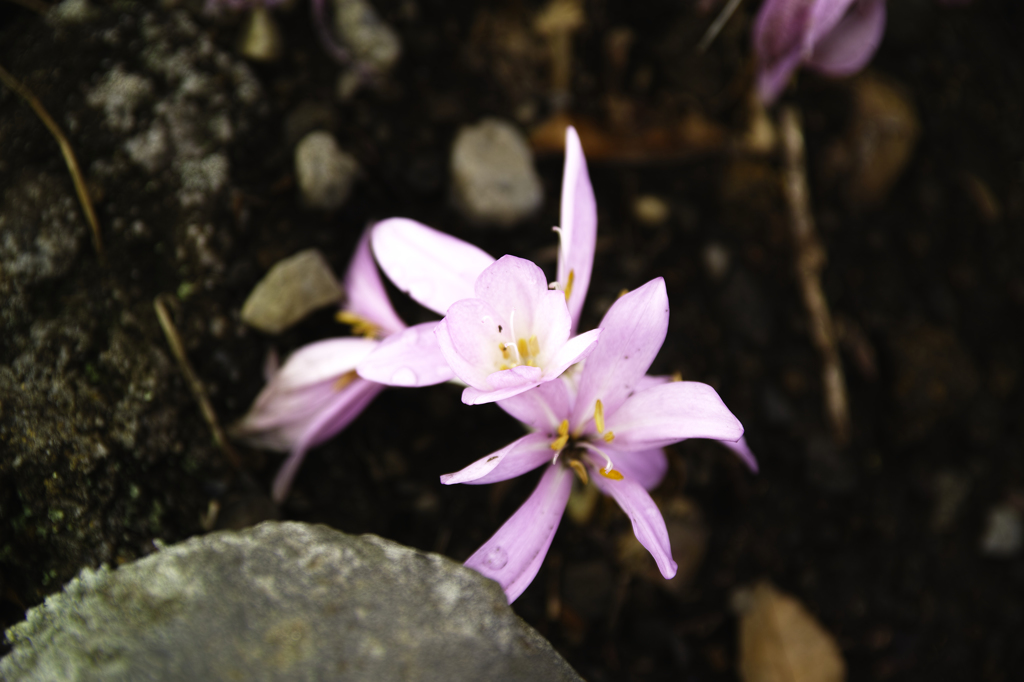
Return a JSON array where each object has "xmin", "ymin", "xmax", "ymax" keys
[
  {"xmin": 333, "ymin": 371, "xmax": 357, "ymax": 391},
  {"xmin": 500, "ymin": 343, "xmax": 510, "ymax": 359},
  {"xmin": 527, "ymin": 335, "xmax": 540, "ymax": 357},
  {"xmin": 594, "ymin": 399, "xmax": 605, "ymax": 434},
  {"xmin": 599, "ymin": 467, "xmax": 623, "ymax": 480},
  {"xmin": 550, "ymin": 418, "xmax": 570, "ymax": 450},
  {"xmin": 603, "ymin": 431, "xmax": 615, "ymax": 443},
  {"xmin": 567, "ymin": 460, "xmax": 589, "ymax": 485},
  {"xmin": 517, "ymin": 338, "xmax": 529, "ymax": 358},
  {"xmin": 336, "ymin": 311, "xmax": 380, "ymax": 339},
  {"xmin": 564, "ymin": 269, "xmax": 575, "ymax": 302},
  {"xmin": 617, "ymin": 288, "xmax": 629, "ymax": 299},
  {"xmin": 671, "ymin": 371, "xmax": 683, "ymax": 382}
]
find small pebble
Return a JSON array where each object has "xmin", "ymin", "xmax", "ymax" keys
[
  {"xmin": 702, "ymin": 242, "xmax": 731, "ymax": 281},
  {"xmin": 980, "ymin": 503, "xmax": 1023, "ymax": 557},
  {"xmin": 450, "ymin": 117, "xmax": 543, "ymax": 227},
  {"xmin": 332, "ymin": 0, "xmax": 402, "ymax": 75},
  {"xmin": 633, "ymin": 194, "xmax": 669, "ymax": 226},
  {"xmin": 237, "ymin": 6, "xmax": 282, "ymax": 63},
  {"xmin": 294, "ymin": 130, "xmax": 359, "ymax": 210},
  {"xmin": 240, "ymin": 249, "xmax": 343, "ymax": 334}
]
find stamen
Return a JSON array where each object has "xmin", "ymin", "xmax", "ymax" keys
[
  {"xmin": 517, "ymin": 338, "xmax": 529, "ymax": 359},
  {"xmin": 671, "ymin": 371, "xmax": 683, "ymax": 382},
  {"xmin": 617, "ymin": 288, "xmax": 629, "ymax": 299},
  {"xmin": 527, "ymin": 335, "xmax": 540, "ymax": 357},
  {"xmin": 594, "ymin": 399, "xmax": 605, "ymax": 434},
  {"xmin": 500, "ymin": 343, "xmax": 510, "ymax": 359},
  {"xmin": 580, "ymin": 441, "xmax": 619, "ymax": 479},
  {"xmin": 335, "ymin": 311, "xmax": 380, "ymax": 339},
  {"xmin": 603, "ymin": 431, "xmax": 615, "ymax": 442},
  {"xmin": 333, "ymin": 371, "xmax": 358, "ymax": 390},
  {"xmin": 564, "ymin": 269, "xmax": 575, "ymax": 302},
  {"xmin": 567, "ymin": 460, "xmax": 589, "ymax": 485},
  {"xmin": 549, "ymin": 418, "xmax": 570, "ymax": 451},
  {"xmin": 599, "ymin": 468, "xmax": 623, "ymax": 480}
]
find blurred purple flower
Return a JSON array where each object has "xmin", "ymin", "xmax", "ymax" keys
[
  {"xmin": 444, "ymin": 278, "xmax": 752, "ymax": 602},
  {"xmin": 753, "ymin": 0, "xmax": 887, "ymax": 103},
  {"xmin": 230, "ymin": 230, "xmax": 425, "ymax": 503}
]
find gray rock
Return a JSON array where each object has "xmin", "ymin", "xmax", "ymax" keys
[
  {"xmin": 238, "ymin": 6, "xmax": 283, "ymax": 63},
  {"xmin": 240, "ymin": 249, "xmax": 344, "ymax": 334},
  {"xmin": 980, "ymin": 503, "xmax": 1023, "ymax": 557},
  {"xmin": 0, "ymin": 522, "xmax": 584, "ymax": 682},
  {"xmin": 294, "ymin": 130, "xmax": 360, "ymax": 210},
  {"xmin": 332, "ymin": 0, "xmax": 402, "ymax": 75},
  {"xmin": 450, "ymin": 118, "xmax": 543, "ymax": 227}
]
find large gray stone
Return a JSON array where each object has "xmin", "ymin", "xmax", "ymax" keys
[
  {"xmin": 240, "ymin": 248, "xmax": 344, "ymax": 333},
  {"xmin": 450, "ymin": 118, "xmax": 543, "ymax": 227},
  {"xmin": 0, "ymin": 522, "xmax": 584, "ymax": 682}
]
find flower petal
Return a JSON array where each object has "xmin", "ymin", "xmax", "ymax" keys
[
  {"xmin": 752, "ymin": 0, "xmax": 809, "ymax": 103},
  {"xmin": 807, "ymin": 0, "xmax": 886, "ymax": 76},
  {"xmin": 541, "ymin": 328, "xmax": 600, "ymax": 381},
  {"xmin": 371, "ymin": 217, "xmax": 495, "ymax": 316},
  {"xmin": 557, "ymin": 126, "xmax": 597, "ymax": 332},
  {"xmin": 605, "ymin": 446, "xmax": 669, "ymax": 492},
  {"xmin": 271, "ymin": 378, "xmax": 384, "ymax": 503},
  {"xmin": 497, "ymin": 376, "xmax": 573, "ymax": 431},
  {"xmin": 718, "ymin": 435, "xmax": 759, "ymax": 473},
  {"xmin": 441, "ymin": 432, "xmax": 553, "ymax": 485},
  {"xmin": 464, "ymin": 464, "xmax": 573, "ymax": 603},
  {"xmin": 606, "ymin": 381, "xmax": 744, "ymax": 450},
  {"xmin": 356, "ymin": 322, "xmax": 454, "ymax": 387},
  {"xmin": 462, "ymin": 365, "xmax": 545, "ymax": 405},
  {"xmin": 572, "ymin": 278, "xmax": 669, "ymax": 431},
  {"xmin": 343, "ymin": 228, "xmax": 406, "ymax": 337},
  {"xmin": 590, "ymin": 471, "xmax": 677, "ymax": 579},
  {"xmin": 435, "ymin": 299, "xmax": 507, "ymax": 389},
  {"xmin": 273, "ymin": 338, "xmax": 380, "ymax": 391},
  {"xmin": 805, "ymin": 0, "xmax": 860, "ymax": 55}
]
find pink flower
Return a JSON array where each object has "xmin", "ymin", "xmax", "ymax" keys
[
  {"xmin": 231, "ymin": 230, "xmax": 419, "ymax": 503},
  {"xmin": 444, "ymin": 279, "xmax": 754, "ymax": 602},
  {"xmin": 357, "ymin": 126, "xmax": 601, "ymax": 404},
  {"xmin": 753, "ymin": 0, "xmax": 887, "ymax": 103}
]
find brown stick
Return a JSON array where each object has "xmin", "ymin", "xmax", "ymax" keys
[
  {"xmin": 0, "ymin": 62, "xmax": 104, "ymax": 260},
  {"xmin": 778, "ymin": 106, "xmax": 851, "ymax": 444},
  {"xmin": 154, "ymin": 295, "xmax": 243, "ymax": 471}
]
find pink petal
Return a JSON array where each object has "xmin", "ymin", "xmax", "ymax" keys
[
  {"xmin": 462, "ymin": 366, "xmax": 545, "ymax": 405},
  {"xmin": 464, "ymin": 464, "xmax": 573, "ymax": 603},
  {"xmin": 590, "ymin": 471, "xmax": 677, "ymax": 579},
  {"xmin": 497, "ymin": 377, "xmax": 574, "ymax": 431},
  {"xmin": 557, "ymin": 126, "xmax": 598, "ymax": 332},
  {"xmin": 571, "ymin": 278, "xmax": 669, "ymax": 431},
  {"xmin": 356, "ymin": 322, "xmax": 454, "ymax": 387},
  {"xmin": 807, "ymin": 0, "xmax": 886, "ymax": 76},
  {"xmin": 272, "ymin": 338, "xmax": 380, "ymax": 391},
  {"xmin": 542, "ymin": 328, "xmax": 600, "ymax": 381},
  {"xmin": 271, "ymin": 378, "xmax": 385, "ymax": 503},
  {"xmin": 757, "ymin": 47, "xmax": 804, "ymax": 104},
  {"xmin": 752, "ymin": 0, "xmax": 811, "ymax": 103},
  {"xmin": 343, "ymin": 228, "xmax": 407, "ymax": 337},
  {"xmin": 371, "ymin": 218, "xmax": 494, "ymax": 316},
  {"xmin": 606, "ymin": 446, "xmax": 669, "ymax": 492},
  {"xmin": 718, "ymin": 435, "xmax": 759, "ymax": 473},
  {"xmin": 606, "ymin": 381, "xmax": 744, "ymax": 450},
  {"xmin": 637, "ymin": 374, "xmax": 672, "ymax": 391},
  {"xmin": 804, "ymin": 0, "xmax": 859, "ymax": 54},
  {"xmin": 440, "ymin": 432, "xmax": 553, "ymax": 485},
  {"xmin": 435, "ymin": 299, "xmax": 508, "ymax": 389}
]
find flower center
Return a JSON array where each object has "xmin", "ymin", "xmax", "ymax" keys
[
  {"xmin": 548, "ymin": 401, "xmax": 622, "ymax": 482},
  {"xmin": 336, "ymin": 311, "xmax": 380, "ymax": 339},
  {"xmin": 497, "ymin": 334, "xmax": 541, "ymax": 371}
]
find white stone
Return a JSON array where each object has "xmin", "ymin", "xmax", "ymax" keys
[
  {"xmin": 240, "ymin": 249, "xmax": 344, "ymax": 334},
  {"xmin": 294, "ymin": 131, "xmax": 359, "ymax": 211},
  {"xmin": 980, "ymin": 503, "xmax": 1023, "ymax": 557},
  {"xmin": 450, "ymin": 118, "xmax": 543, "ymax": 227},
  {"xmin": 633, "ymin": 195, "xmax": 669, "ymax": 226}
]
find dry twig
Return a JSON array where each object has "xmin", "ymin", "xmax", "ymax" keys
[
  {"xmin": 154, "ymin": 295, "xmax": 243, "ymax": 471},
  {"xmin": 778, "ymin": 106, "xmax": 851, "ymax": 444},
  {"xmin": 697, "ymin": 0, "xmax": 744, "ymax": 53},
  {"xmin": 0, "ymin": 62, "xmax": 103, "ymax": 259}
]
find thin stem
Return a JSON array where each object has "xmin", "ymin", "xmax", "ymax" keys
[
  {"xmin": 778, "ymin": 106, "xmax": 851, "ymax": 444},
  {"xmin": 154, "ymin": 295, "xmax": 243, "ymax": 471},
  {"xmin": 0, "ymin": 62, "xmax": 104, "ymax": 260},
  {"xmin": 697, "ymin": 0, "xmax": 744, "ymax": 53}
]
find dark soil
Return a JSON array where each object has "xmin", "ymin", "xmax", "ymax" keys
[{"xmin": 2, "ymin": 0, "xmax": 1023, "ymax": 680}]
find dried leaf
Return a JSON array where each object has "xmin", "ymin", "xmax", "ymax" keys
[{"xmin": 737, "ymin": 582, "xmax": 846, "ymax": 682}]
